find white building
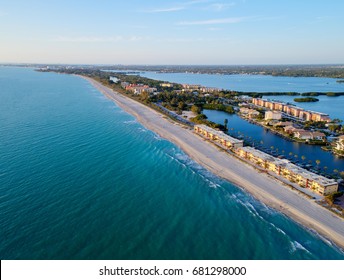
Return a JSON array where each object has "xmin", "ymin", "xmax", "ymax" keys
[
  {"xmin": 335, "ymin": 135, "xmax": 344, "ymax": 153},
  {"xmin": 265, "ymin": 111, "xmax": 282, "ymax": 120}
]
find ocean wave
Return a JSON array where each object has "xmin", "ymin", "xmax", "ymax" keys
[
  {"xmin": 227, "ymin": 193, "xmax": 287, "ymax": 237},
  {"xmin": 137, "ymin": 127, "xmax": 147, "ymax": 133},
  {"xmin": 165, "ymin": 150, "xmax": 222, "ymax": 188},
  {"xmin": 123, "ymin": 120, "xmax": 137, "ymax": 124},
  {"xmin": 269, "ymin": 222, "xmax": 287, "ymax": 236},
  {"xmin": 308, "ymin": 228, "xmax": 337, "ymax": 250},
  {"xmin": 153, "ymin": 134, "xmax": 163, "ymax": 141},
  {"xmin": 290, "ymin": 241, "xmax": 310, "ymax": 254}
]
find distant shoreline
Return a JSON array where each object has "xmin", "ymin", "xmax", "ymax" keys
[{"xmin": 80, "ymin": 75, "xmax": 344, "ymax": 251}]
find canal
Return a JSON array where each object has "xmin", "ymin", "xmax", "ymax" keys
[{"xmin": 203, "ymin": 109, "xmax": 344, "ymax": 176}]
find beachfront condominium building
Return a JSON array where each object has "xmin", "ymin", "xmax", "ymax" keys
[
  {"xmin": 335, "ymin": 135, "xmax": 344, "ymax": 153},
  {"xmin": 194, "ymin": 125, "xmax": 244, "ymax": 149},
  {"xmin": 235, "ymin": 146, "xmax": 338, "ymax": 196},
  {"xmin": 265, "ymin": 111, "xmax": 282, "ymax": 120},
  {"xmin": 193, "ymin": 124, "xmax": 337, "ymax": 196},
  {"xmin": 125, "ymin": 84, "xmax": 157, "ymax": 95},
  {"xmin": 252, "ymin": 98, "xmax": 331, "ymax": 122}
]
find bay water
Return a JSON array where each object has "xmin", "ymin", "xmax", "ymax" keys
[
  {"xmin": 204, "ymin": 110, "xmax": 344, "ymax": 173},
  {"xmin": 138, "ymin": 71, "xmax": 344, "ymax": 119},
  {"xmin": 138, "ymin": 71, "xmax": 344, "ymax": 93},
  {"xmin": 0, "ymin": 67, "xmax": 343, "ymax": 259}
]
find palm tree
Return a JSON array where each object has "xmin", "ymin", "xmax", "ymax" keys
[{"xmin": 315, "ymin": 159, "xmax": 321, "ymax": 168}]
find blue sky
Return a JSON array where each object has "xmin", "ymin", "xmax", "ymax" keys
[{"xmin": 1, "ymin": 0, "xmax": 344, "ymax": 64}]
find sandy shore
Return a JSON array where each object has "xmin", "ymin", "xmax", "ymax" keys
[{"xmin": 82, "ymin": 76, "xmax": 344, "ymax": 251}]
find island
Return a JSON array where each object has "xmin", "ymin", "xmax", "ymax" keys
[{"xmin": 293, "ymin": 97, "xmax": 319, "ymax": 102}]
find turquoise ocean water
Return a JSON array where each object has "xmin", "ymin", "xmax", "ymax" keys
[{"xmin": 0, "ymin": 67, "xmax": 343, "ymax": 259}]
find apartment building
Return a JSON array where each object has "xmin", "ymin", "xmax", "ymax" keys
[
  {"xmin": 252, "ymin": 98, "xmax": 331, "ymax": 122},
  {"xmin": 235, "ymin": 146, "xmax": 338, "ymax": 196},
  {"xmin": 194, "ymin": 125, "xmax": 244, "ymax": 149}
]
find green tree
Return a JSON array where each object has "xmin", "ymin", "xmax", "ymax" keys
[
  {"xmin": 140, "ymin": 91, "xmax": 150, "ymax": 102},
  {"xmin": 178, "ymin": 101, "xmax": 186, "ymax": 111},
  {"xmin": 191, "ymin": 105, "xmax": 202, "ymax": 114},
  {"xmin": 224, "ymin": 119, "xmax": 228, "ymax": 130}
]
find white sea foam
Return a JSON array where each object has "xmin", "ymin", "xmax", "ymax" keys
[
  {"xmin": 228, "ymin": 192, "xmax": 288, "ymax": 238},
  {"xmin": 123, "ymin": 120, "xmax": 137, "ymax": 124},
  {"xmin": 290, "ymin": 241, "xmax": 310, "ymax": 254},
  {"xmin": 165, "ymin": 150, "xmax": 222, "ymax": 188},
  {"xmin": 137, "ymin": 127, "xmax": 147, "ymax": 132},
  {"xmin": 308, "ymin": 228, "xmax": 333, "ymax": 247},
  {"xmin": 153, "ymin": 134, "xmax": 163, "ymax": 141}
]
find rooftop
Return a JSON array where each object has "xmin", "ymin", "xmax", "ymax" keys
[
  {"xmin": 240, "ymin": 146, "xmax": 336, "ymax": 187},
  {"xmin": 195, "ymin": 125, "xmax": 243, "ymax": 144}
]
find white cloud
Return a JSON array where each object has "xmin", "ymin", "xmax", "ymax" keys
[
  {"xmin": 177, "ymin": 17, "xmax": 249, "ymax": 25},
  {"xmin": 206, "ymin": 3, "xmax": 236, "ymax": 11}
]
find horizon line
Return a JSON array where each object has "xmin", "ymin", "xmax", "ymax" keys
[{"xmin": 2, "ymin": 62, "xmax": 344, "ymax": 67}]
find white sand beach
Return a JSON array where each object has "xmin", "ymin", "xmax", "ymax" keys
[{"xmin": 82, "ymin": 76, "xmax": 344, "ymax": 250}]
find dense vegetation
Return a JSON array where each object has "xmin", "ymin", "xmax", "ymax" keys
[
  {"xmin": 6, "ymin": 63, "xmax": 344, "ymax": 78},
  {"xmin": 97, "ymin": 64, "xmax": 344, "ymax": 79},
  {"xmin": 202, "ymin": 103, "xmax": 235, "ymax": 113},
  {"xmin": 301, "ymin": 92, "xmax": 344, "ymax": 97},
  {"xmin": 294, "ymin": 97, "xmax": 319, "ymax": 102},
  {"xmin": 189, "ymin": 114, "xmax": 226, "ymax": 130},
  {"xmin": 114, "ymin": 73, "xmax": 182, "ymax": 92}
]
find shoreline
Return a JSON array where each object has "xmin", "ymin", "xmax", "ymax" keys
[{"xmin": 81, "ymin": 75, "xmax": 344, "ymax": 252}]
